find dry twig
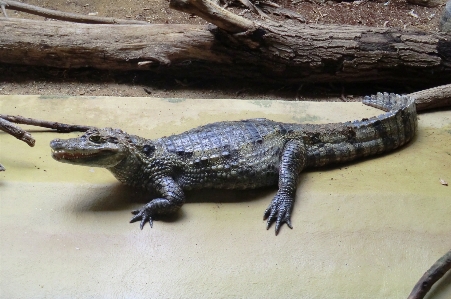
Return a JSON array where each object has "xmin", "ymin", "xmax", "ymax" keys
[
  {"xmin": 0, "ymin": 115, "xmax": 93, "ymax": 170},
  {"xmin": 0, "ymin": 117, "xmax": 35, "ymax": 171},
  {"xmin": 0, "ymin": 1, "xmax": 8, "ymax": 17},
  {"xmin": 407, "ymin": 249, "xmax": 451, "ymax": 299},
  {"xmin": 0, "ymin": 114, "xmax": 93, "ymax": 133},
  {"xmin": 0, "ymin": 0, "xmax": 148, "ymax": 24},
  {"xmin": 0, "ymin": 117, "xmax": 35, "ymax": 147}
]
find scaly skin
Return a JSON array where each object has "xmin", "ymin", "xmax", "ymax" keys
[{"xmin": 50, "ymin": 93, "xmax": 417, "ymax": 234}]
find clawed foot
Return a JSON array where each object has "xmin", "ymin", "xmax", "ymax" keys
[
  {"xmin": 130, "ymin": 203, "xmax": 154, "ymax": 230},
  {"xmin": 129, "ymin": 198, "xmax": 180, "ymax": 230},
  {"xmin": 263, "ymin": 193, "xmax": 294, "ymax": 235}
]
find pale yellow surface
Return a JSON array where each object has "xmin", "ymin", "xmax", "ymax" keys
[{"xmin": 0, "ymin": 95, "xmax": 450, "ymax": 299}]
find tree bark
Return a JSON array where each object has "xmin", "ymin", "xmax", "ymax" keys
[
  {"xmin": 407, "ymin": 249, "xmax": 451, "ymax": 299},
  {"xmin": 1, "ymin": 14, "xmax": 450, "ymax": 84},
  {"xmin": 409, "ymin": 84, "xmax": 451, "ymax": 110}
]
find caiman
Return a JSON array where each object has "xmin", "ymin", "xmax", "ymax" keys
[{"xmin": 50, "ymin": 93, "xmax": 417, "ymax": 234}]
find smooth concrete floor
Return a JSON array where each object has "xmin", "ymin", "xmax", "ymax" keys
[{"xmin": 0, "ymin": 95, "xmax": 450, "ymax": 298}]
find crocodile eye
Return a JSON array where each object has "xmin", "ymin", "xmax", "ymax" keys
[{"xmin": 89, "ymin": 135, "xmax": 102, "ymax": 143}]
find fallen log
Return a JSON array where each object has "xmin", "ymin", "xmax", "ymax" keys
[{"xmin": 0, "ymin": 15, "xmax": 450, "ymax": 85}]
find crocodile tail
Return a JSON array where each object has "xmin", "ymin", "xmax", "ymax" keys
[
  {"xmin": 354, "ymin": 92, "xmax": 417, "ymax": 153},
  {"xmin": 362, "ymin": 92, "xmax": 414, "ymax": 113},
  {"xmin": 362, "ymin": 92, "xmax": 417, "ymax": 146},
  {"xmin": 302, "ymin": 93, "xmax": 417, "ymax": 168}
]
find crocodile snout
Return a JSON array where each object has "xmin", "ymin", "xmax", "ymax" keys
[{"xmin": 50, "ymin": 138, "xmax": 63, "ymax": 150}]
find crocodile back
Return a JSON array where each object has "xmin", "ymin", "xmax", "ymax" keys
[{"xmin": 155, "ymin": 119, "xmax": 288, "ymax": 189}]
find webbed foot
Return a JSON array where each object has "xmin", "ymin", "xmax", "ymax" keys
[{"xmin": 263, "ymin": 192, "xmax": 294, "ymax": 235}]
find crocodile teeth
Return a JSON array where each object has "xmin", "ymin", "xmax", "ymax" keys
[{"xmin": 52, "ymin": 149, "xmax": 100, "ymax": 160}]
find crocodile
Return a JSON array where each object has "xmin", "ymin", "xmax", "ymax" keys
[{"xmin": 50, "ymin": 93, "xmax": 417, "ymax": 234}]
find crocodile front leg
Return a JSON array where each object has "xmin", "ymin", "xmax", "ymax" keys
[
  {"xmin": 130, "ymin": 176, "xmax": 185, "ymax": 229},
  {"xmin": 264, "ymin": 139, "xmax": 306, "ymax": 235}
]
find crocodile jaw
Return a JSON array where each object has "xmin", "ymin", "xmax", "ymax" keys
[
  {"xmin": 52, "ymin": 148, "xmax": 113, "ymax": 162},
  {"xmin": 51, "ymin": 148, "xmax": 123, "ymax": 167}
]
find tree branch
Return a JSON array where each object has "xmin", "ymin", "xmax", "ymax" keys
[
  {"xmin": 0, "ymin": 117, "xmax": 35, "ymax": 171},
  {"xmin": 0, "ymin": 115, "xmax": 93, "ymax": 171},
  {"xmin": 409, "ymin": 84, "xmax": 451, "ymax": 111},
  {"xmin": 1, "ymin": 1, "xmax": 8, "ymax": 18},
  {"xmin": 407, "ymin": 249, "xmax": 451, "ymax": 299},
  {"xmin": 0, "ymin": 0, "xmax": 148, "ymax": 24},
  {"xmin": 169, "ymin": 0, "xmax": 254, "ymax": 33},
  {"xmin": 0, "ymin": 114, "xmax": 93, "ymax": 133},
  {"xmin": 0, "ymin": 117, "xmax": 35, "ymax": 147}
]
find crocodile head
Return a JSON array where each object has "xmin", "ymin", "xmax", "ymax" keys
[{"xmin": 50, "ymin": 128, "xmax": 132, "ymax": 168}]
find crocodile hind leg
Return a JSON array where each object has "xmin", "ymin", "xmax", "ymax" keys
[
  {"xmin": 130, "ymin": 176, "xmax": 185, "ymax": 229},
  {"xmin": 264, "ymin": 139, "xmax": 306, "ymax": 235}
]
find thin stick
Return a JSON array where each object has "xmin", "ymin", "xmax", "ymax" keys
[
  {"xmin": 0, "ymin": 114, "xmax": 93, "ymax": 133},
  {"xmin": 0, "ymin": 117, "xmax": 35, "ymax": 171},
  {"xmin": 0, "ymin": 1, "xmax": 8, "ymax": 17},
  {"xmin": 407, "ymin": 249, "xmax": 451, "ymax": 299},
  {"xmin": 0, "ymin": 115, "xmax": 93, "ymax": 171},
  {"xmin": 0, "ymin": 117, "xmax": 35, "ymax": 146},
  {"xmin": 1, "ymin": 0, "xmax": 148, "ymax": 24}
]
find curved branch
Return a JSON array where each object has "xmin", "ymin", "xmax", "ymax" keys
[
  {"xmin": 407, "ymin": 249, "xmax": 451, "ymax": 299},
  {"xmin": 0, "ymin": 117, "xmax": 35, "ymax": 147},
  {"xmin": 1, "ymin": 1, "xmax": 8, "ymax": 17},
  {"xmin": 0, "ymin": 0, "xmax": 148, "ymax": 24},
  {"xmin": 169, "ymin": 0, "xmax": 254, "ymax": 33}
]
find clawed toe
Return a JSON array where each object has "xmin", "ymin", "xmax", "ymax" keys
[
  {"xmin": 130, "ymin": 209, "xmax": 153, "ymax": 229},
  {"xmin": 263, "ymin": 196, "xmax": 294, "ymax": 235}
]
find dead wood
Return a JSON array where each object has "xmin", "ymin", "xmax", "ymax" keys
[
  {"xmin": 0, "ymin": 0, "xmax": 148, "ymax": 24},
  {"xmin": 0, "ymin": 2, "xmax": 7, "ymax": 18},
  {"xmin": 1, "ymin": 17, "xmax": 450, "ymax": 85},
  {"xmin": 0, "ymin": 114, "xmax": 92, "ymax": 171},
  {"xmin": 407, "ymin": 249, "xmax": 451, "ymax": 299},
  {"xmin": 409, "ymin": 83, "xmax": 451, "ymax": 111},
  {"xmin": 0, "ymin": 117, "xmax": 35, "ymax": 147},
  {"xmin": 0, "ymin": 116, "xmax": 35, "ymax": 171},
  {"xmin": 0, "ymin": 114, "xmax": 93, "ymax": 132}
]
